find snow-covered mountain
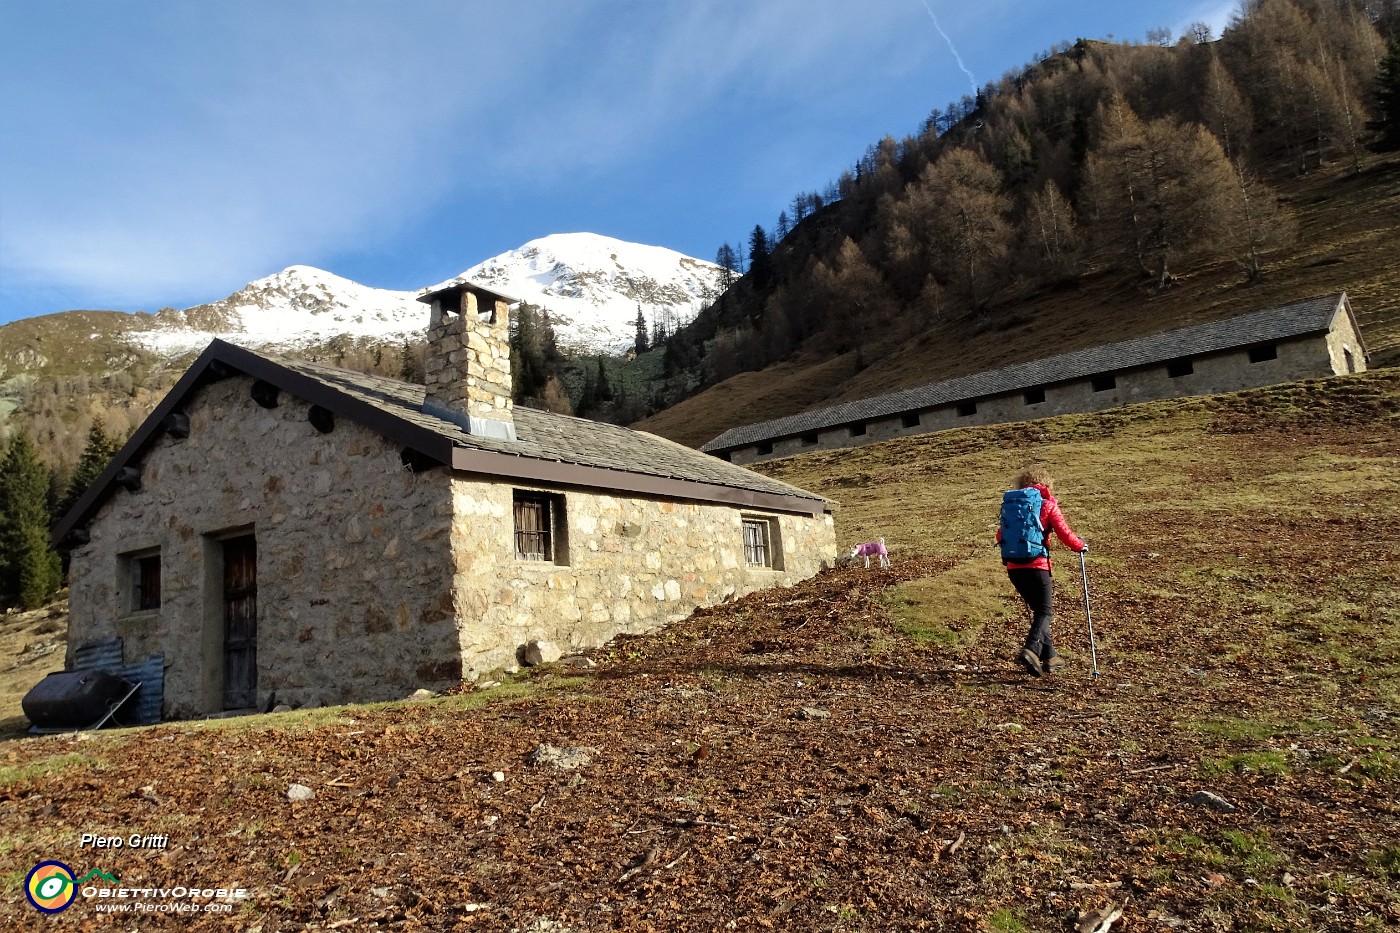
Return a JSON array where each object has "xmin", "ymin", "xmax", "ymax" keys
[
  {"xmin": 455, "ymin": 233, "xmax": 723, "ymax": 354},
  {"xmin": 132, "ymin": 266, "xmax": 423, "ymax": 356},
  {"xmin": 127, "ymin": 233, "xmax": 724, "ymax": 358}
]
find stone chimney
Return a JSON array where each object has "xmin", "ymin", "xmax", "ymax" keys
[{"xmin": 418, "ymin": 280, "xmax": 517, "ymax": 441}]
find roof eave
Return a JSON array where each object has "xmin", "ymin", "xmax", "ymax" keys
[
  {"xmin": 52, "ymin": 339, "xmax": 455, "ymax": 547},
  {"xmin": 702, "ymin": 292, "xmax": 1358, "ymax": 451},
  {"xmin": 451, "ymin": 446, "xmax": 834, "ymax": 517}
]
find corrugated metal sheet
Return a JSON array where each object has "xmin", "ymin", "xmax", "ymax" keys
[
  {"xmin": 119, "ymin": 654, "xmax": 165, "ymax": 726},
  {"xmin": 73, "ymin": 637, "xmax": 123, "ymax": 672},
  {"xmin": 69, "ymin": 637, "xmax": 164, "ymax": 726}
]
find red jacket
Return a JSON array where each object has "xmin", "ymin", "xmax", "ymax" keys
[{"xmin": 996, "ymin": 484, "xmax": 1085, "ymax": 571}]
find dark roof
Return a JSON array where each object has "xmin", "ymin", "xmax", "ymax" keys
[
  {"xmin": 54, "ymin": 341, "xmax": 832, "ymax": 545},
  {"xmin": 702, "ymin": 293, "xmax": 1357, "ymax": 452},
  {"xmin": 417, "ymin": 277, "xmax": 517, "ymax": 306}
]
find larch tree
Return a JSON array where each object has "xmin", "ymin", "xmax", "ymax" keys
[
  {"xmin": 1086, "ymin": 96, "xmax": 1238, "ymax": 289},
  {"xmin": 1023, "ymin": 179, "xmax": 1082, "ymax": 281},
  {"xmin": 904, "ymin": 148, "xmax": 1013, "ymax": 308},
  {"xmin": 1200, "ymin": 54, "xmax": 1254, "ymax": 161},
  {"xmin": 1224, "ymin": 159, "xmax": 1298, "ymax": 282},
  {"xmin": 821, "ymin": 237, "xmax": 896, "ymax": 351},
  {"xmin": 714, "ymin": 243, "xmax": 740, "ymax": 291}
]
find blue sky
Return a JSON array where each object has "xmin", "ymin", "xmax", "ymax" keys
[{"xmin": 0, "ymin": 0, "xmax": 1236, "ymax": 326}]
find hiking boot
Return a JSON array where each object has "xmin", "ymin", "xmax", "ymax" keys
[
  {"xmin": 1042, "ymin": 653, "xmax": 1066, "ymax": 674},
  {"xmin": 1018, "ymin": 648, "xmax": 1042, "ymax": 677}
]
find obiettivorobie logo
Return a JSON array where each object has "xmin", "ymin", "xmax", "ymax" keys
[
  {"xmin": 26, "ymin": 858, "xmax": 249, "ymax": 915},
  {"xmin": 25, "ymin": 862, "xmax": 118, "ymax": 913}
]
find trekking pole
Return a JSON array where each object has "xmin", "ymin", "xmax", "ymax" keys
[{"xmin": 1079, "ymin": 549, "xmax": 1100, "ymax": 679}]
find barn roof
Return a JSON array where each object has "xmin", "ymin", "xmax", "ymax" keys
[
  {"xmin": 54, "ymin": 340, "xmax": 833, "ymax": 545},
  {"xmin": 702, "ymin": 293, "xmax": 1358, "ymax": 453}
]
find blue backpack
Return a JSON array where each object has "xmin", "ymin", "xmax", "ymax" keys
[{"xmin": 999, "ymin": 487, "xmax": 1047, "ymax": 562}]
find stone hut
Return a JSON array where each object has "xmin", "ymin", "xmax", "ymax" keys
[
  {"xmin": 704, "ymin": 293, "xmax": 1368, "ymax": 465},
  {"xmin": 54, "ymin": 281, "xmax": 836, "ymax": 719}
]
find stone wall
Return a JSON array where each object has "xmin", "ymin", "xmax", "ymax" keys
[
  {"xmin": 1325, "ymin": 308, "xmax": 1368, "ymax": 375},
  {"xmin": 66, "ymin": 377, "xmax": 460, "ymax": 718},
  {"xmin": 729, "ymin": 330, "xmax": 1349, "ymax": 465},
  {"xmin": 423, "ymin": 289, "xmax": 514, "ymax": 427},
  {"xmin": 446, "ymin": 478, "xmax": 837, "ymax": 678}
]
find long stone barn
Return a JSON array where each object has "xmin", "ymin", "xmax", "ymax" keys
[
  {"xmin": 703, "ymin": 292, "xmax": 1368, "ymax": 465},
  {"xmin": 52, "ymin": 280, "xmax": 836, "ymax": 720}
]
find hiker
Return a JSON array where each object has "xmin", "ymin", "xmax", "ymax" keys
[{"xmin": 996, "ymin": 467, "xmax": 1086, "ymax": 677}]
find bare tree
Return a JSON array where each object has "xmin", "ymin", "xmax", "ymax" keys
[
  {"xmin": 1023, "ymin": 179, "xmax": 1082, "ymax": 280},
  {"xmin": 1224, "ymin": 159, "xmax": 1297, "ymax": 283},
  {"xmin": 903, "ymin": 148, "xmax": 1013, "ymax": 308},
  {"xmin": 1201, "ymin": 54, "xmax": 1254, "ymax": 160},
  {"xmin": 1086, "ymin": 96, "xmax": 1238, "ymax": 289}
]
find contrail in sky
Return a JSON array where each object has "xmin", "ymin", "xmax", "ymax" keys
[{"xmin": 918, "ymin": 0, "xmax": 978, "ymax": 94}]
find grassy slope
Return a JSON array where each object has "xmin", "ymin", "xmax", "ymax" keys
[
  {"xmin": 1, "ymin": 370, "xmax": 1397, "ymax": 930},
  {"xmin": 638, "ymin": 156, "xmax": 1400, "ymax": 449},
  {"xmin": 0, "ymin": 603, "xmax": 67, "ymax": 730}
]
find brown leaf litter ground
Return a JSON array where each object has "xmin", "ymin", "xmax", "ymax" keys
[{"xmin": 2, "ymin": 370, "xmax": 1398, "ymax": 932}]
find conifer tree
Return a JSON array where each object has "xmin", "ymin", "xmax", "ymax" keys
[
  {"xmin": 747, "ymin": 226, "xmax": 773, "ymax": 290},
  {"xmin": 633, "ymin": 307, "xmax": 649, "ymax": 355},
  {"xmin": 0, "ymin": 432, "xmax": 63, "ymax": 610},
  {"xmin": 19, "ymin": 523, "xmax": 63, "ymax": 611},
  {"xmin": 510, "ymin": 303, "xmax": 549, "ymax": 401},
  {"xmin": 55, "ymin": 424, "xmax": 121, "ymax": 524},
  {"xmin": 595, "ymin": 358, "xmax": 613, "ymax": 402},
  {"xmin": 398, "ymin": 341, "xmax": 424, "ymax": 383}
]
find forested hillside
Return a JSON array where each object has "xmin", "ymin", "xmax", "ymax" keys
[
  {"xmin": 2, "ymin": 0, "xmax": 1399, "ymax": 613},
  {"xmin": 638, "ymin": 0, "xmax": 1400, "ymax": 446}
]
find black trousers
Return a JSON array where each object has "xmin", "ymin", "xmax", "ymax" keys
[{"xmin": 1007, "ymin": 567, "xmax": 1056, "ymax": 661}]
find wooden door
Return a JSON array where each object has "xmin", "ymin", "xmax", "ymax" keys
[{"xmin": 222, "ymin": 536, "xmax": 258, "ymax": 709}]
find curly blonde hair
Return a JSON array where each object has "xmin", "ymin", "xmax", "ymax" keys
[{"xmin": 1015, "ymin": 466, "xmax": 1054, "ymax": 492}]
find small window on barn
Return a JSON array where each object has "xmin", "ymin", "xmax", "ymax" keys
[
  {"xmin": 901, "ymin": 412, "xmax": 920, "ymax": 429},
  {"xmin": 801, "ymin": 433, "xmax": 819, "ymax": 446},
  {"xmin": 1167, "ymin": 358, "xmax": 1194, "ymax": 378},
  {"xmin": 1248, "ymin": 344, "xmax": 1278, "ymax": 363},
  {"xmin": 1343, "ymin": 347, "xmax": 1356, "ymax": 373},
  {"xmin": 849, "ymin": 423, "xmax": 867, "ymax": 437},
  {"xmin": 742, "ymin": 517, "xmax": 782, "ymax": 570},
  {"xmin": 513, "ymin": 491, "xmax": 568, "ymax": 564},
  {"xmin": 1024, "ymin": 387, "xmax": 1046, "ymax": 405},
  {"xmin": 756, "ymin": 441, "xmax": 773, "ymax": 456},
  {"xmin": 1091, "ymin": 374, "xmax": 1116, "ymax": 392},
  {"xmin": 956, "ymin": 402, "xmax": 977, "ymax": 417},
  {"xmin": 119, "ymin": 548, "xmax": 161, "ymax": 613}
]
